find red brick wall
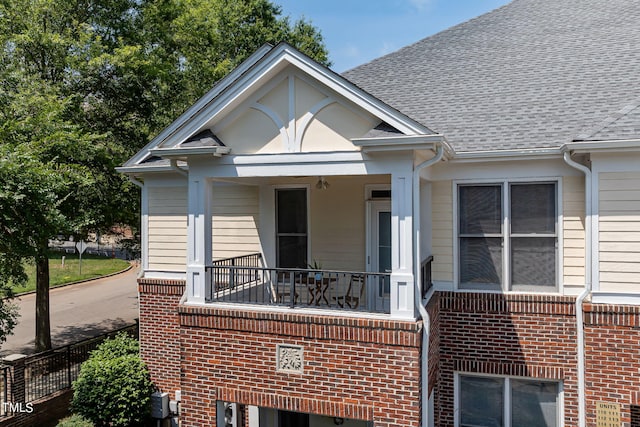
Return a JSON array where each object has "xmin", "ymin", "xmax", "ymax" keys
[
  {"xmin": 137, "ymin": 280, "xmax": 640, "ymax": 427},
  {"xmin": 137, "ymin": 278, "xmax": 185, "ymax": 399},
  {"xmin": 426, "ymin": 293, "xmax": 440, "ymax": 397},
  {"xmin": 584, "ymin": 303, "xmax": 640, "ymax": 427},
  {"xmin": 178, "ymin": 305, "xmax": 423, "ymax": 427},
  {"xmin": 432, "ymin": 292, "xmax": 578, "ymax": 426}
]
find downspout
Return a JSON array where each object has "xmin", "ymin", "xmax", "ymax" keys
[
  {"xmin": 127, "ymin": 175, "xmax": 144, "ymax": 188},
  {"xmin": 170, "ymin": 159, "xmax": 188, "ymax": 177},
  {"xmin": 413, "ymin": 142, "xmax": 445, "ymax": 427},
  {"xmin": 563, "ymin": 151, "xmax": 592, "ymax": 427},
  {"xmin": 126, "ymin": 175, "xmax": 145, "ymax": 279}
]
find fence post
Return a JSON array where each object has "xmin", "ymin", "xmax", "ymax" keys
[
  {"xmin": 66, "ymin": 346, "xmax": 72, "ymax": 389},
  {"xmin": 230, "ymin": 258, "xmax": 236, "ymax": 289},
  {"xmin": 3, "ymin": 354, "xmax": 27, "ymax": 409},
  {"xmin": 289, "ymin": 273, "xmax": 295, "ymax": 309}
]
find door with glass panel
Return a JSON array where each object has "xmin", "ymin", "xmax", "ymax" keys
[
  {"xmin": 275, "ymin": 188, "xmax": 308, "ymax": 269},
  {"xmin": 368, "ymin": 201, "xmax": 391, "ymax": 311}
]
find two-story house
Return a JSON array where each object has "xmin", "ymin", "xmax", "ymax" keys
[{"xmin": 118, "ymin": 0, "xmax": 640, "ymax": 425}]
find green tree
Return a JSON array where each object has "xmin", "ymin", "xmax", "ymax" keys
[
  {"xmin": 70, "ymin": 0, "xmax": 331, "ymax": 148},
  {"xmin": 0, "ymin": 0, "xmax": 329, "ymax": 351},
  {"xmin": 0, "ymin": 71, "xmax": 122, "ymax": 350}
]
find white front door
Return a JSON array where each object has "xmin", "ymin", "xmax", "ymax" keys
[{"xmin": 367, "ymin": 200, "xmax": 391, "ymax": 311}]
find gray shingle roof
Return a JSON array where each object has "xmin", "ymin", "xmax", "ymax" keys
[
  {"xmin": 575, "ymin": 99, "xmax": 640, "ymax": 142},
  {"xmin": 180, "ymin": 129, "xmax": 225, "ymax": 147},
  {"xmin": 342, "ymin": 0, "xmax": 640, "ymax": 152}
]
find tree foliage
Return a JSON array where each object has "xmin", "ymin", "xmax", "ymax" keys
[
  {"xmin": 72, "ymin": 333, "xmax": 155, "ymax": 427},
  {"xmin": 0, "ymin": 0, "xmax": 329, "ymax": 350}
]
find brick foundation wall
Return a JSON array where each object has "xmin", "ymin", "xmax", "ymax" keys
[
  {"xmin": 433, "ymin": 292, "xmax": 579, "ymax": 426},
  {"xmin": 138, "ymin": 278, "xmax": 185, "ymax": 399},
  {"xmin": 584, "ymin": 303, "xmax": 640, "ymax": 427},
  {"xmin": 426, "ymin": 294, "xmax": 440, "ymax": 397},
  {"xmin": 140, "ymin": 279, "xmax": 640, "ymax": 426},
  {"xmin": 178, "ymin": 305, "xmax": 423, "ymax": 427}
]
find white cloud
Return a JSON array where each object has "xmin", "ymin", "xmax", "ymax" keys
[
  {"xmin": 379, "ymin": 41, "xmax": 397, "ymax": 56},
  {"xmin": 408, "ymin": 0, "xmax": 433, "ymax": 12},
  {"xmin": 341, "ymin": 44, "xmax": 361, "ymax": 59}
]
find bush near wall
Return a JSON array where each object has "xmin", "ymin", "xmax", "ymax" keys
[
  {"xmin": 56, "ymin": 414, "xmax": 94, "ymax": 427},
  {"xmin": 71, "ymin": 333, "xmax": 155, "ymax": 427}
]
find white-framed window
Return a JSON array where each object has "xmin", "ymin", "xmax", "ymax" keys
[
  {"xmin": 455, "ymin": 373, "xmax": 562, "ymax": 427},
  {"xmin": 456, "ymin": 180, "xmax": 558, "ymax": 291}
]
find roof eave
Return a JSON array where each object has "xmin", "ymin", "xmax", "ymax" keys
[
  {"xmin": 116, "ymin": 165, "xmax": 176, "ymax": 175},
  {"xmin": 352, "ymin": 134, "xmax": 452, "ymax": 154},
  {"xmin": 450, "ymin": 147, "xmax": 563, "ymax": 163},
  {"xmin": 148, "ymin": 146, "xmax": 232, "ymax": 160},
  {"xmin": 561, "ymin": 139, "xmax": 640, "ymax": 154}
]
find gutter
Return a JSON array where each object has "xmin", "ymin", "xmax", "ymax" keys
[
  {"xmin": 127, "ymin": 175, "xmax": 144, "ymax": 188},
  {"xmin": 124, "ymin": 175, "xmax": 145, "ymax": 280},
  {"xmin": 169, "ymin": 159, "xmax": 189, "ymax": 177},
  {"xmin": 562, "ymin": 151, "xmax": 592, "ymax": 427},
  {"xmin": 413, "ymin": 143, "xmax": 444, "ymax": 427}
]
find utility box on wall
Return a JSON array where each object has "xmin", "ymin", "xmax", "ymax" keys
[{"xmin": 151, "ymin": 392, "xmax": 169, "ymax": 419}]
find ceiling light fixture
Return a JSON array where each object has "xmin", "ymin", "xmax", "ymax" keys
[{"xmin": 316, "ymin": 176, "xmax": 330, "ymax": 190}]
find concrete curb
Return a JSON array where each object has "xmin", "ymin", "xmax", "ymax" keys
[{"xmin": 13, "ymin": 263, "xmax": 135, "ymax": 298}]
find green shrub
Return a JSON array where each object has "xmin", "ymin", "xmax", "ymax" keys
[
  {"xmin": 71, "ymin": 333, "xmax": 155, "ymax": 427},
  {"xmin": 56, "ymin": 414, "xmax": 94, "ymax": 427}
]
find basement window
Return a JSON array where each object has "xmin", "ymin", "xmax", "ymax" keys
[{"xmin": 456, "ymin": 374, "xmax": 561, "ymax": 427}]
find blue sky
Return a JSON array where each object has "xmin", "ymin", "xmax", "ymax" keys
[{"xmin": 276, "ymin": 0, "xmax": 512, "ymax": 72}]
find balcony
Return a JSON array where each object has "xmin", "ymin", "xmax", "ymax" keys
[{"xmin": 206, "ymin": 254, "xmax": 391, "ymax": 314}]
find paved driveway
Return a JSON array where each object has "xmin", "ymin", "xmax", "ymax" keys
[{"xmin": 0, "ymin": 265, "xmax": 140, "ymax": 356}]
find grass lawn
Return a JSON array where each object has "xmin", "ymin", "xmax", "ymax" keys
[{"xmin": 11, "ymin": 251, "xmax": 130, "ymax": 294}]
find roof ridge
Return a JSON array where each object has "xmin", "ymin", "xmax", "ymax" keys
[{"xmin": 574, "ymin": 98, "xmax": 640, "ymax": 141}]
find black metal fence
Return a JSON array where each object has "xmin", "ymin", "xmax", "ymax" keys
[
  {"xmin": 207, "ymin": 261, "xmax": 391, "ymax": 314},
  {"xmin": 211, "ymin": 253, "xmax": 263, "ymax": 291},
  {"xmin": 0, "ymin": 323, "xmax": 138, "ymax": 416}
]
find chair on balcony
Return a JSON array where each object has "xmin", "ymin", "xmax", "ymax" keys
[
  {"xmin": 274, "ymin": 271, "xmax": 300, "ymax": 304},
  {"xmin": 334, "ymin": 274, "xmax": 365, "ymax": 309}
]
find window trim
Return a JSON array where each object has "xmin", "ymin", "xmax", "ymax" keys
[
  {"xmin": 453, "ymin": 177, "xmax": 563, "ymax": 293},
  {"xmin": 454, "ymin": 372, "xmax": 564, "ymax": 427},
  {"xmin": 365, "ymin": 183, "xmax": 392, "ymax": 200},
  {"xmin": 274, "ymin": 185, "xmax": 311, "ymax": 268}
]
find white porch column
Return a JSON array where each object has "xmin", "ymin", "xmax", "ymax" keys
[
  {"xmin": 391, "ymin": 171, "xmax": 415, "ymax": 318},
  {"xmin": 186, "ymin": 174, "xmax": 213, "ymax": 304}
]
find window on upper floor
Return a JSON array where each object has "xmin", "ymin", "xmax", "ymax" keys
[
  {"xmin": 456, "ymin": 374, "xmax": 561, "ymax": 427},
  {"xmin": 457, "ymin": 182, "xmax": 558, "ymax": 292}
]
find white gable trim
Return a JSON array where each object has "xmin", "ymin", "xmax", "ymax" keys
[
  {"xmin": 294, "ymin": 97, "xmax": 335, "ymax": 151},
  {"xmin": 123, "ymin": 44, "xmax": 274, "ymax": 167},
  {"xmin": 276, "ymin": 46, "xmax": 430, "ymax": 135},
  {"xmin": 125, "ymin": 43, "xmax": 434, "ymax": 167},
  {"xmin": 249, "ymin": 102, "xmax": 290, "ymax": 150},
  {"xmin": 210, "ymin": 71, "xmax": 359, "ymax": 154}
]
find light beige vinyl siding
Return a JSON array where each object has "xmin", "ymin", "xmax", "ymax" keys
[
  {"xmin": 431, "ymin": 180, "xmax": 453, "ymax": 282},
  {"xmin": 148, "ymin": 186, "xmax": 187, "ymax": 271},
  {"xmin": 212, "ymin": 184, "xmax": 261, "ymax": 259},
  {"xmin": 563, "ymin": 176, "xmax": 586, "ymax": 287},
  {"xmin": 310, "ymin": 176, "xmax": 385, "ymax": 272},
  {"xmin": 430, "ymin": 177, "xmax": 584, "ymax": 289},
  {"xmin": 599, "ymin": 171, "xmax": 640, "ymax": 291}
]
